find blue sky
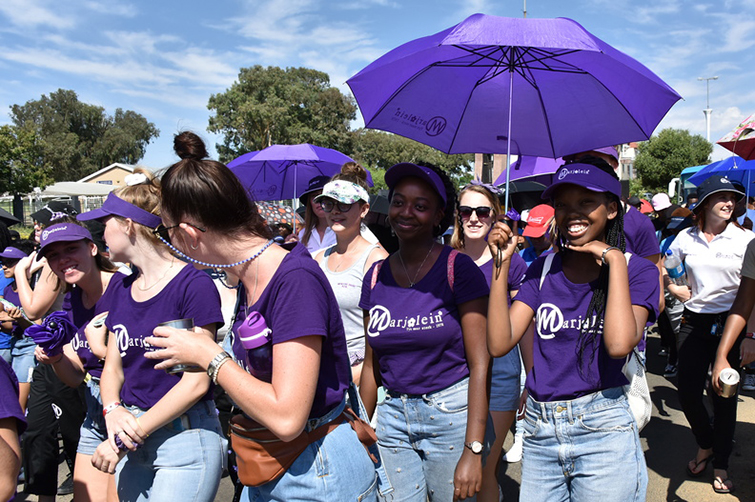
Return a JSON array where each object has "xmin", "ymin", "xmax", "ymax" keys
[{"xmin": 1, "ymin": 0, "xmax": 753, "ymax": 173}]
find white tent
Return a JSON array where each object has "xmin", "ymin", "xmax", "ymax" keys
[{"xmin": 41, "ymin": 182, "xmax": 115, "ymax": 196}]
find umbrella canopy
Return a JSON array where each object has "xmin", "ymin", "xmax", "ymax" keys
[
  {"xmin": 347, "ymin": 14, "xmax": 681, "ymax": 159},
  {"xmin": 228, "ymin": 144, "xmax": 371, "ymax": 201},
  {"xmin": 254, "ymin": 201, "xmax": 303, "ymax": 228},
  {"xmin": 718, "ymin": 113, "xmax": 755, "ymax": 161},
  {"xmin": 688, "ymin": 156, "xmax": 755, "ymax": 186},
  {"xmin": 0, "ymin": 207, "xmax": 21, "ymax": 227},
  {"xmin": 493, "ymin": 156, "xmax": 562, "ymax": 185}
]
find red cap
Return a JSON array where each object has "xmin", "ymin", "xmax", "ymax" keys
[{"xmin": 522, "ymin": 204, "xmax": 555, "ymax": 238}]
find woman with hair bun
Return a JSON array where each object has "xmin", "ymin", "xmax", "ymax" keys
[
  {"xmin": 142, "ymin": 132, "xmax": 380, "ymax": 501},
  {"xmin": 314, "ymin": 163, "xmax": 388, "ymax": 385},
  {"xmin": 359, "ymin": 162, "xmax": 491, "ymax": 501},
  {"xmin": 83, "ymin": 168, "xmax": 226, "ymax": 502}
]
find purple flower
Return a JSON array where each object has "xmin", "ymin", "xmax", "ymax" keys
[{"xmin": 25, "ymin": 311, "xmax": 77, "ymax": 356}]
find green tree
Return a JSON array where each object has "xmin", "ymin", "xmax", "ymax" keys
[
  {"xmin": 0, "ymin": 125, "xmax": 52, "ymax": 194},
  {"xmin": 634, "ymin": 128, "xmax": 712, "ymax": 192},
  {"xmin": 350, "ymin": 129, "xmax": 473, "ymax": 189},
  {"xmin": 10, "ymin": 89, "xmax": 159, "ymax": 181},
  {"xmin": 208, "ymin": 66, "xmax": 356, "ymax": 163}
]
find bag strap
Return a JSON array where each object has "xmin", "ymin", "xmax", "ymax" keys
[
  {"xmin": 539, "ymin": 253, "xmax": 555, "ymax": 290},
  {"xmin": 447, "ymin": 249, "xmax": 459, "ymax": 292}
]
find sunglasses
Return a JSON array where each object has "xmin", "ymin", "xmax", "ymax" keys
[
  {"xmin": 320, "ymin": 200, "xmax": 354, "ymax": 213},
  {"xmin": 1, "ymin": 259, "xmax": 20, "ymax": 268},
  {"xmin": 153, "ymin": 222, "xmax": 206, "ymax": 244},
  {"xmin": 458, "ymin": 206, "xmax": 493, "ymax": 219}
]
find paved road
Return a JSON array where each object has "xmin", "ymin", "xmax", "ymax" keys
[{"xmin": 19, "ymin": 332, "xmax": 754, "ymax": 501}]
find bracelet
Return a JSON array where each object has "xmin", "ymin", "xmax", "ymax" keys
[
  {"xmin": 102, "ymin": 401, "xmax": 122, "ymax": 418},
  {"xmin": 136, "ymin": 417, "xmax": 149, "ymax": 438},
  {"xmin": 746, "ymin": 333, "xmax": 755, "ymax": 340},
  {"xmin": 207, "ymin": 352, "xmax": 232, "ymax": 384},
  {"xmin": 601, "ymin": 246, "xmax": 620, "ymax": 265}
]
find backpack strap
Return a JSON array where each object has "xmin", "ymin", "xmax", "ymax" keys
[
  {"xmin": 447, "ymin": 249, "xmax": 459, "ymax": 292},
  {"xmin": 370, "ymin": 259, "xmax": 385, "ymax": 290},
  {"xmin": 539, "ymin": 253, "xmax": 555, "ymax": 290}
]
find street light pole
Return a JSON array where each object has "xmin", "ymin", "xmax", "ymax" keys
[{"xmin": 698, "ymin": 76, "xmax": 718, "ymax": 142}]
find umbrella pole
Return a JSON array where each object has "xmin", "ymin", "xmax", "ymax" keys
[{"xmin": 504, "ymin": 68, "xmax": 514, "ymax": 215}]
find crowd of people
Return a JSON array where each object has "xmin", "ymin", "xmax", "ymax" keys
[{"xmin": 0, "ymin": 133, "xmax": 753, "ymax": 501}]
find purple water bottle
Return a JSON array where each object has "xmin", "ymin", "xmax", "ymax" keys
[{"xmin": 237, "ymin": 311, "xmax": 272, "ymax": 382}]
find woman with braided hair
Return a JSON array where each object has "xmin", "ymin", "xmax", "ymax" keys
[{"xmin": 486, "ymin": 158, "xmax": 659, "ymax": 502}]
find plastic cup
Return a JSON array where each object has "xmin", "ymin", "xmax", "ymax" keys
[
  {"xmin": 157, "ymin": 318, "xmax": 203, "ymax": 374},
  {"xmin": 719, "ymin": 368, "xmax": 740, "ymax": 398}
]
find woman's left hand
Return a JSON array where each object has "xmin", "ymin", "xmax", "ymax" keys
[
  {"xmin": 91, "ymin": 440, "xmax": 128, "ymax": 474},
  {"xmin": 453, "ymin": 450, "xmax": 482, "ymax": 501},
  {"xmin": 565, "ymin": 241, "xmax": 621, "ymax": 264},
  {"xmin": 144, "ymin": 326, "xmax": 218, "ymax": 371}
]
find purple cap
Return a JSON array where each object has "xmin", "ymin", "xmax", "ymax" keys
[
  {"xmin": 77, "ymin": 193, "xmax": 162, "ymax": 229},
  {"xmin": 37, "ymin": 223, "xmax": 93, "ymax": 258},
  {"xmin": 542, "ymin": 163, "xmax": 622, "ymax": 200},
  {"xmin": 563, "ymin": 145, "xmax": 619, "ymax": 164},
  {"xmin": 0, "ymin": 247, "xmax": 28, "ymax": 260},
  {"xmin": 385, "ymin": 163, "xmax": 447, "ymax": 204}
]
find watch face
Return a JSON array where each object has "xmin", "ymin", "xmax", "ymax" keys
[{"xmin": 468, "ymin": 441, "xmax": 483, "ymax": 453}]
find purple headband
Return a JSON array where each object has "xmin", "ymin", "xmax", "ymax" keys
[
  {"xmin": 37, "ymin": 223, "xmax": 93, "ymax": 259},
  {"xmin": 77, "ymin": 193, "xmax": 162, "ymax": 229},
  {"xmin": 542, "ymin": 163, "xmax": 622, "ymax": 200},
  {"xmin": 465, "ymin": 179, "xmax": 503, "ymax": 195},
  {"xmin": 0, "ymin": 247, "xmax": 28, "ymax": 260}
]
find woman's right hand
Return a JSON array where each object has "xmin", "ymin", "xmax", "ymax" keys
[
  {"xmin": 104, "ymin": 406, "xmax": 146, "ymax": 451},
  {"xmin": 711, "ymin": 356, "xmax": 731, "ymax": 395},
  {"xmin": 487, "ymin": 221, "xmax": 518, "ymax": 263}
]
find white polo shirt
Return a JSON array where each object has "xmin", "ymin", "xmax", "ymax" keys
[{"xmin": 669, "ymin": 223, "xmax": 755, "ymax": 313}]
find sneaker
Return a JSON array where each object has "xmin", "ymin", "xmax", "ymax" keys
[
  {"xmin": 742, "ymin": 373, "xmax": 755, "ymax": 391},
  {"xmin": 57, "ymin": 472, "xmax": 73, "ymax": 495},
  {"xmin": 664, "ymin": 363, "xmax": 678, "ymax": 378},
  {"xmin": 503, "ymin": 432, "xmax": 523, "ymax": 463}
]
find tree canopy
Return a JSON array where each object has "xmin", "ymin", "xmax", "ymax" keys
[
  {"xmin": 10, "ymin": 89, "xmax": 159, "ymax": 181},
  {"xmin": 0, "ymin": 125, "xmax": 52, "ymax": 195},
  {"xmin": 634, "ymin": 128, "xmax": 712, "ymax": 192},
  {"xmin": 208, "ymin": 66, "xmax": 356, "ymax": 163}
]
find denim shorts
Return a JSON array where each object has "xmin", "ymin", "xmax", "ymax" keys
[
  {"xmin": 115, "ymin": 399, "xmax": 227, "ymax": 502},
  {"xmin": 242, "ymin": 392, "xmax": 379, "ymax": 502},
  {"xmin": 376, "ymin": 377, "xmax": 493, "ymax": 502},
  {"xmin": 490, "ymin": 346, "xmax": 521, "ymax": 412},
  {"xmin": 520, "ymin": 386, "xmax": 647, "ymax": 502},
  {"xmin": 11, "ymin": 335, "xmax": 36, "ymax": 383},
  {"xmin": 77, "ymin": 377, "xmax": 107, "ymax": 456}
]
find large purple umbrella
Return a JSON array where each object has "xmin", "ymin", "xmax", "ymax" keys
[
  {"xmin": 227, "ymin": 144, "xmax": 372, "ymax": 201},
  {"xmin": 493, "ymin": 156, "xmax": 562, "ymax": 185},
  {"xmin": 347, "ymin": 14, "xmax": 681, "ymax": 209}
]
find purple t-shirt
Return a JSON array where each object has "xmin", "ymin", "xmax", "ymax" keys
[
  {"xmin": 231, "ymin": 243, "xmax": 351, "ymax": 420},
  {"xmin": 514, "ymin": 252, "xmax": 660, "ymax": 401},
  {"xmin": 0, "ymin": 357, "xmax": 25, "ymax": 502},
  {"xmin": 624, "ymin": 205, "xmax": 661, "ymax": 259},
  {"xmin": 360, "ymin": 246, "xmax": 488, "ymax": 395},
  {"xmin": 480, "ymin": 252, "xmax": 527, "ymax": 304},
  {"xmin": 65, "ymin": 272, "xmax": 128, "ymax": 378},
  {"xmin": 105, "ymin": 265, "xmax": 223, "ymax": 409}
]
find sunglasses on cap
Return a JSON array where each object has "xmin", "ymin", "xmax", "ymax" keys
[
  {"xmin": 320, "ymin": 200, "xmax": 354, "ymax": 213},
  {"xmin": 458, "ymin": 206, "xmax": 493, "ymax": 219}
]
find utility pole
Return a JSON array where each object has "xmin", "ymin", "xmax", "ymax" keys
[
  {"xmin": 698, "ymin": 76, "xmax": 718, "ymax": 142},
  {"xmin": 523, "ymin": 0, "xmax": 527, "ymax": 18}
]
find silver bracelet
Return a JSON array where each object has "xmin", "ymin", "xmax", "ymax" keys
[
  {"xmin": 207, "ymin": 351, "xmax": 232, "ymax": 384},
  {"xmin": 601, "ymin": 246, "xmax": 620, "ymax": 265}
]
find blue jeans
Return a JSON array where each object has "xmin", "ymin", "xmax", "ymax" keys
[
  {"xmin": 78, "ymin": 377, "xmax": 107, "ymax": 455},
  {"xmin": 115, "ymin": 400, "xmax": 226, "ymax": 502},
  {"xmin": 520, "ymin": 387, "xmax": 647, "ymax": 502},
  {"xmin": 242, "ymin": 392, "xmax": 379, "ymax": 502},
  {"xmin": 490, "ymin": 346, "xmax": 521, "ymax": 412},
  {"xmin": 377, "ymin": 377, "xmax": 490, "ymax": 502},
  {"xmin": 10, "ymin": 335, "xmax": 36, "ymax": 383}
]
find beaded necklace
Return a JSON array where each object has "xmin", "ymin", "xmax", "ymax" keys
[{"xmin": 155, "ymin": 234, "xmax": 275, "ymax": 269}]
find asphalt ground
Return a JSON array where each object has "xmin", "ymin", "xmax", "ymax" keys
[{"xmin": 18, "ymin": 330, "xmax": 755, "ymax": 501}]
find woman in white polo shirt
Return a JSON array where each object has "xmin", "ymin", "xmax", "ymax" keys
[{"xmin": 668, "ymin": 175, "xmax": 755, "ymax": 495}]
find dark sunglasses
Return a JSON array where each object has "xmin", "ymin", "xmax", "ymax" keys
[
  {"xmin": 458, "ymin": 206, "xmax": 493, "ymax": 219},
  {"xmin": 153, "ymin": 222, "xmax": 206, "ymax": 243},
  {"xmin": 320, "ymin": 200, "xmax": 354, "ymax": 213},
  {"xmin": 1, "ymin": 259, "xmax": 20, "ymax": 268}
]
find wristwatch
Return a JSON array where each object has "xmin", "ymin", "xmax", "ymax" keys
[{"xmin": 465, "ymin": 440, "xmax": 483, "ymax": 454}]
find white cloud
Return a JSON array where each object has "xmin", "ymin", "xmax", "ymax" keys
[
  {"xmin": 718, "ymin": 16, "xmax": 755, "ymax": 52},
  {"xmin": 84, "ymin": 1, "xmax": 138, "ymax": 17},
  {"xmin": 0, "ymin": 0, "xmax": 75, "ymax": 29}
]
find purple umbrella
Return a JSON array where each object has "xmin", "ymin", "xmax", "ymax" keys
[
  {"xmin": 347, "ymin": 14, "xmax": 681, "ymax": 210},
  {"xmin": 227, "ymin": 144, "xmax": 372, "ymax": 201},
  {"xmin": 493, "ymin": 156, "xmax": 562, "ymax": 185},
  {"xmin": 26, "ymin": 311, "xmax": 77, "ymax": 357}
]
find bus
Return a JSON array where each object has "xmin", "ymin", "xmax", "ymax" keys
[{"xmin": 668, "ymin": 165, "xmax": 705, "ymax": 205}]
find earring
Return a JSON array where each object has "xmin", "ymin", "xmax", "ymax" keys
[{"xmin": 190, "ymin": 243, "xmax": 198, "ymax": 250}]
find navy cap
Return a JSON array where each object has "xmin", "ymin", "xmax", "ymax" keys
[
  {"xmin": 693, "ymin": 176, "xmax": 745, "ymax": 213},
  {"xmin": 385, "ymin": 163, "xmax": 447, "ymax": 204}
]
